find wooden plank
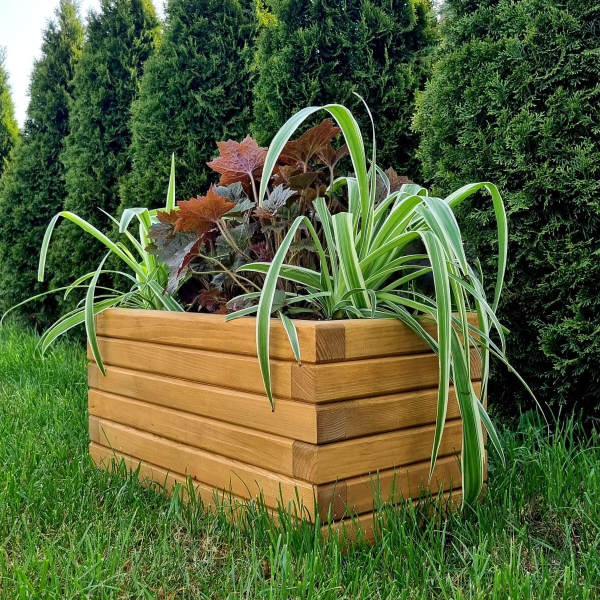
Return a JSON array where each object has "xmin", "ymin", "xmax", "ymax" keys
[
  {"xmin": 95, "ymin": 309, "xmax": 326, "ymax": 362},
  {"xmin": 291, "ymin": 348, "xmax": 482, "ymax": 403},
  {"xmin": 95, "ymin": 309, "xmax": 478, "ymax": 363},
  {"xmin": 89, "ymin": 365, "xmax": 480, "ymax": 445},
  {"xmin": 89, "ymin": 416, "xmax": 317, "ymax": 515},
  {"xmin": 88, "ymin": 364, "xmax": 318, "ymax": 443},
  {"xmin": 339, "ymin": 312, "xmax": 479, "ymax": 361},
  {"xmin": 91, "ymin": 443, "xmax": 460, "ymax": 524},
  {"xmin": 322, "ymin": 490, "xmax": 463, "ymax": 545},
  {"xmin": 293, "ymin": 419, "xmax": 463, "ymax": 484},
  {"xmin": 90, "ymin": 337, "xmax": 294, "ymax": 399},
  {"xmin": 315, "ymin": 383, "xmax": 481, "ymax": 443},
  {"xmin": 90, "ymin": 442, "xmax": 217, "ymax": 505},
  {"xmin": 90, "ymin": 337, "xmax": 481, "ymax": 404},
  {"xmin": 90, "ymin": 443, "xmax": 463, "ymax": 543},
  {"xmin": 89, "ymin": 390, "xmax": 296, "ymax": 476},
  {"xmin": 89, "ymin": 443, "xmax": 285, "ymax": 524},
  {"xmin": 316, "ymin": 455, "xmax": 461, "ymax": 519}
]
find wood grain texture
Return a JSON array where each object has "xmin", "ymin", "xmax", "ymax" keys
[
  {"xmin": 315, "ymin": 383, "xmax": 481, "ymax": 443},
  {"xmin": 95, "ymin": 309, "xmax": 479, "ymax": 363},
  {"xmin": 88, "ymin": 364, "xmax": 318, "ymax": 443},
  {"xmin": 90, "ymin": 442, "xmax": 212, "ymax": 504},
  {"xmin": 89, "ymin": 416, "xmax": 317, "ymax": 515},
  {"xmin": 290, "ymin": 348, "xmax": 482, "ymax": 403},
  {"xmin": 317, "ymin": 455, "xmax": 462, "ymax": 518},
  {"xmin": 89, "ymin": 443, "xmax": 282, "ymax": 522},
  {"xmin": 89, "ymin": 390, "xmax": 296, "ymax": 476},
  {"xmin": 322, "ymin": 490, "xmax": 464, "ymax": 545},
  {"xmin": 339, "ymin": 312, "xmax": 479, "ymax": 360},
  {"xmin": 89, "ymin": 365, "xmax": 480, "ymax": 445},
  {"xmin": 95, "ymin": 309, "xmax": 321, "ymax": 362},
  {"xmin": 292, "ymin": 419, "xmax": 463, "ymax": 484},
  {"xmin": 89, "ymin": 338, "xmax": 480, "ymax": 403},
  {"xmin": 90, "ymin": 337, "xmax": 294, "ymax": 398},
  {"xmin": 90, "ymin": 444, "xmax": 464, "ymax": 544}
]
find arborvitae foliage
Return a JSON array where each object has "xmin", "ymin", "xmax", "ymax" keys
[
  {"xmin": 252, "ymin": 0, "xmax": 436, "ymax": 175},
  {"xmin": 0, "ymin": 48, "xmax": 19, "ymax": 178},
  {"xmin": 0, "ymin": 1, "xmax": 84, "ymax": 328},
  {"xmin": 414, "ymin": 0, "xmax": 600, "ymax": 418},
  {"xmin": 121, "ymin": 0, "xmax": 257, "ymax": 211},
  {"xmin": 50, "ymin": 0, "xmax": 159, "ymax": 289}
]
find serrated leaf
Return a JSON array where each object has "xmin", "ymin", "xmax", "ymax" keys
[
  {"xmin": 316, "ymin": 143, "xmax": 349, "ymax": 170},
  {"xmin": 215, "ymin": 182, "xmax": 247, "ymax": 203},
  {"xmin": 207, "ymin": 136, "xmax": 267, "ymax": 188},
  {"xmin": 254, "ymin": 185, "xmax": 295, "ymax": 218},
  {"xmin": 280, "ymin": 119, "xmax": 341, "ymax": 168},
  {"xmin": 175, "ymin": 186, "xmax": 235, "ymax": 234}
]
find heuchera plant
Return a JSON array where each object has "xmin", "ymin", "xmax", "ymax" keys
[
  {"xmin": 147, "ymin": 121, "xmax": 342, "ymax": 312},
  {"xmin": 149, "ymin": 119, "xmax": 410, "ymax": 316}
]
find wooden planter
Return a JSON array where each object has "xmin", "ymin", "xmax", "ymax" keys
[{"xmin": 88, "ymin": 309, "xmax": 482, "ymax": 542}]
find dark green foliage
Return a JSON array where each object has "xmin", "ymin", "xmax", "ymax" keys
[
  {"xmin": 0, "ymin": 1, "xmax": 83, "ymax": 329},
  {"xmin": 414, "ymin": 0, "xmax": 600, "ymax": 418},
  {"xmin": 121, "ymin": 0, "xmax": 257, "ymax": 211},
  {"xmin": 50, "ymin": 0, "xmax": 159, "ymax": 290},
  {"xmin": 252, "ymin": 0, "xmax": 436, "ymax": 175},
  {"xmin": 0, "ymin": 48, "xmax": 19, "ymax": 178}
]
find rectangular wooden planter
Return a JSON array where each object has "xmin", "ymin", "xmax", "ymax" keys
[{"xmin": 88, "ymin": 309, "xmax": 483, "ymax": 542}]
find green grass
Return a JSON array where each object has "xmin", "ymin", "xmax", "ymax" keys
[{"xmin": 1, "ymin": 324, "xmax": 599, "ymax": 599}]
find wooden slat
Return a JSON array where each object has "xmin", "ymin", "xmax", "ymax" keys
[
  {"xmin": 322, "ymin": 490, "xmax": 463, "ymax": 545},
  {"xmin": 89, "ymin": 364, "xmax": 318, "ymax": 443},
  {"xmin": 90, "ymin": 443, "xmax": 463, "ymax": 544},
  {"xmin": 89, "ymin": 389, "xmax": 463, "ymax": 485},
  {"xmin": 317, "ymin": 455, "xmax": 461, "ymax": 518},
  {"xmin": 90, "ymin": 416, "xmax": 317, "ymax": 515},
  {"xmin": 90, "ymin": 442, "xmax": 217, "ymax": 505},
  {"xmin": 91, "ymin": 338, "xmax": 481, "ymax": 403},
  {"xmin": 95, "ymin": 309, "xmax": 479, "ymax": 363},
  {"xmin": 95, "ymin": 309, "xmax": 326, "ymax": 362},
  {"xmin": 339, "ymin": 312, "xmax": 479, "ymax": 361},
  {"xmin": 88, "ymin": 365, "xmax": 480, "ymax": 445},
  {"xmin": 89, "ymin": 390, "xmax": 296, "ymax": 476},
  {"xmin": 290, "ymin": 348, "xmax": 482, "ymax": 403},
  {"xmin": 90, "ymin": 443, "xmax": 460, "ymax": 522},
  {"xmin": 90, "ymin": 337, "xmax": 294, "ymax": 399},
  {"xmin": 89, "ymin": 443, "xmax": 284, "ymax": 524},
  {"xmin": 292, "ymin": 419, "xmax": 462, "ymax": 484},
  {"xmin": 315, "ymin": 383, "xmax": 481, "ymax": 443}
]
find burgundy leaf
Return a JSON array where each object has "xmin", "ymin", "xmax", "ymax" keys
[
  {"xmin": 279, "ymin": 120, "xmax": 341, "ymax": 169},
  {"xmin": 207, "ymin": 136, "xmax": 267, "ymax": 188}
]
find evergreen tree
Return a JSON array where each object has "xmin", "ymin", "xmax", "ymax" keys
[
  {"xmin": 121, "ymin": 0, "xmax": 256, "ymax": 210},
  {"xmin": 0, "ymin": 1, "xmax": 84, "ymax": 328},
  {"xmin": 252, "ymin": 0, "xmax": 436, "ymax": 175},
  {"xmin": 50, "ymin": 0, "xmax": 159, "ymax": 288},
  {"xmin": 0, "ymin": 48, "xmax": 19, "ymax": 178},
  {"xmin": 414, "ymin": 0, "xmax": 600, "ymax": 418}
]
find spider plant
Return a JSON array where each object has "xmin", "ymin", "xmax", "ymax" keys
[
  {"xmin": 2, "ymin": 156, "xmax": 183, "ymax": 372},
  {"xmin": 228, "ymin": 103, "xmax": 533, "ymax": 504}
]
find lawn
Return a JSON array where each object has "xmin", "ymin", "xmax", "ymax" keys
[{"xmin": 1, "ymin": 324, "xmax": 599, "ymax": 599}]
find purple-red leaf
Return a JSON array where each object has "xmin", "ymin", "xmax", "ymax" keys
[
  {"xmin": 207, "ymin": 136, "xmax": 267, "ymax": 188},
  {"xmin": 175, "ymin": 186, "xmax": 235, "ymax": 234},
  {"xmin": 279, "ymin": 120, "xmax": 341, "ymax": 168}
]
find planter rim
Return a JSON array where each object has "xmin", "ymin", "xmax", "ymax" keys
[{"xmin": 99, "ymin": 307, "xmax": 472, "ymax": 327}]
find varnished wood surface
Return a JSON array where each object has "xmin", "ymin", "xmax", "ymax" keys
[
  {"xmin": 89, "ymin": 389, "xmax": 297, "ymax": 476},
  {"xmin": 90, "ymin": 337, "xmax": 481, "ymax": 403},
  {"xmin": 89, "ymin": 364, "xmax": 318, "ymax": 442},
  {"xmin": 95, "ymin": 309, "xmax": 479, "ymax": 363},
  {"xmin": 292, "ymin": 420, "xmax": 463, "ymax": 484}
]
